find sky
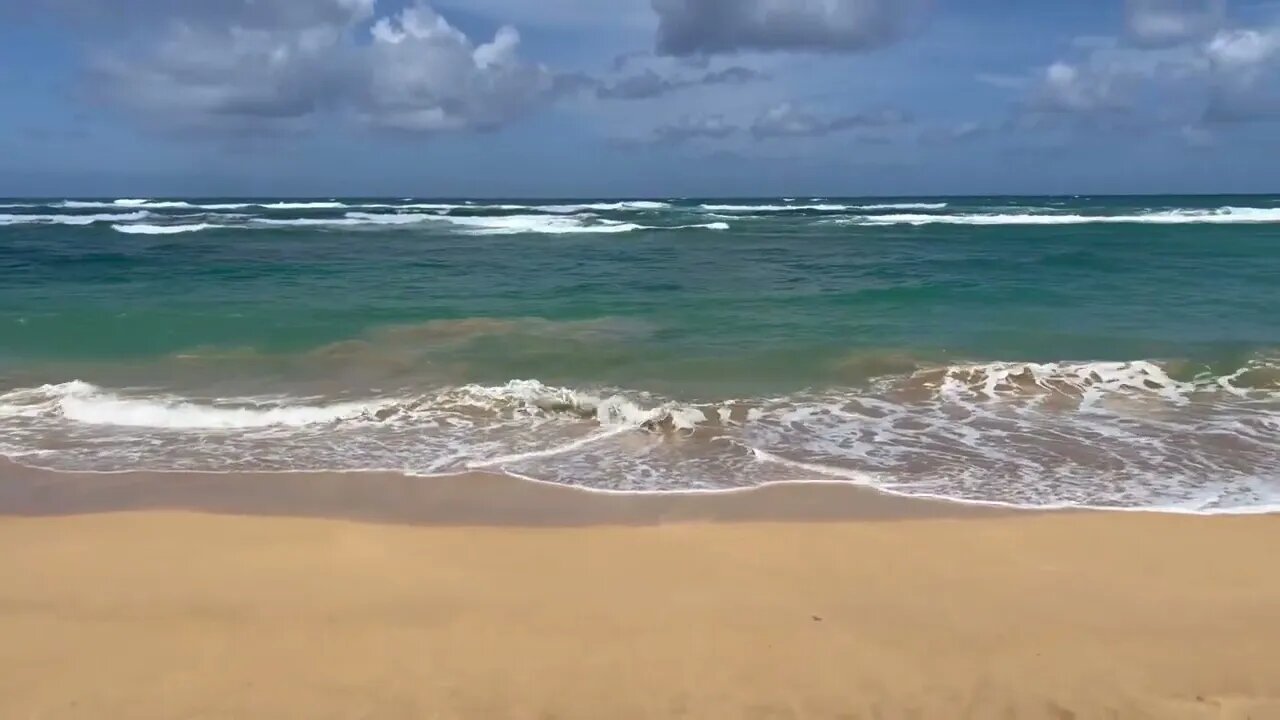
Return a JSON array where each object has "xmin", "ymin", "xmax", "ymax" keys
[{"xmin": 3, "ymin": 0, "xmax": 1280, "ymax": 197}]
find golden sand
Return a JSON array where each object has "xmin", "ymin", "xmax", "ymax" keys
[{"xmin": 2, "ymin": 510, "xmax": 1278, "ymax": 719}]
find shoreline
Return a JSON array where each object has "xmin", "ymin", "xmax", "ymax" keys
[
  {"xmin": 0, "ymin": 458, "xmax": 1001, "ymax": 526},
  {"xmin": 6, "ymin": 457, "xmax": 1279, "ymax": 524}
]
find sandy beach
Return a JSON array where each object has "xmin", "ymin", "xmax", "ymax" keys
[{"xmin": 2, "ymin": 465, "xmax": 1279, "ymax": 719}]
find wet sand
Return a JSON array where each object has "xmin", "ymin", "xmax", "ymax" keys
[
  {"xmin": 2, "ymin": 463, "xmax": 1279, "ymax": 718},
  {"xmin": 0, "ymin": 459, "xmax": 991, "ymax": 525}
]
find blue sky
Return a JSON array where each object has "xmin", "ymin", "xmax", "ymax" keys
[{"xmin": 3, "ymin": 0, "xmax": 1280, "ymax": 197}]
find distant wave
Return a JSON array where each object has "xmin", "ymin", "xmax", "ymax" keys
[
  {"xmin": 0, "ymin": 211, "xmax": 150, "ymax": 226},
  {"xmin": 112, "ymin": 223, "xmax": 218, "ymax": 235},
  {"xmin": 535, "ymin": 201, "xmax": 672, "ymax": 213},
  {"xmin": 441, "ymin": 215, "xmax": 726, "ymax": 235},
  {"xmin": 248, "ymin": 213, "xmax": 727, "ymax": 234},
  {"xmin": 842, "ymin": 207, "xmax": 1280, "ymax": 226},
  {"xmin": 700, "ymin": 203, "xmax": 850, "ymax": 212},
  {"xmin": 260, "ymin": 201, "xmax": 349, "ymax": 210},
  {"xmin": 852, "ymin": 202, "xmax": 949, "ymax": 210},
  {"xmin": 61, "ymin": 199, "xmax": 196, "ymax": 210}
]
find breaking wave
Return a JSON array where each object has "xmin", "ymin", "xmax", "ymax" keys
[
  {"xmin": 852, "ymin": 202, "xmax": 949, "ymax": 210},
  {"xmin": 535, "ymin": 201, "xmax": 672, "ymax": 213},
  {"xmin": 0, "ymin": 211, "xmax": 150, "ymax": 226},
  {"xmin": 841, "ymin": 207, "xmax": 1280, "ymax": 226},
  {"xmin": 260, "ymin": 201, "xmax": 349, "ymax": 210},
  {"xmin": 2, "ymin": 359, "xmax": 1276, "ymax": 511},
  {"xmin": 242, "ymin": 213, "xmax": 728, "ymax": 234},
  {"xmin": 700, "ymin": 203, "xmax": 850, "ymax": 212},
  {"xmin": 112, "ymin": 223, "xmax": 218, "ymax": 235}
]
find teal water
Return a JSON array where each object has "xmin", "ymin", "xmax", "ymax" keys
[{"xmin": 1, "ymin": 196, "xmax": 1278, "ymax": 510}]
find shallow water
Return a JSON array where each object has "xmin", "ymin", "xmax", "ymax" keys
[{"xmin": 1, "ymin": 196, "xmax": 1277, "ymax": 512}]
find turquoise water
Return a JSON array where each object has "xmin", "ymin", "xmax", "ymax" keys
[{"xmin": 1, "ymin": 196, "xmax": 1277, "ymax": 510}]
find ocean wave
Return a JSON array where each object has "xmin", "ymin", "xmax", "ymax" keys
[
  {"xmin": 0, "ymin": 211, "xmax": 150, "ymax": 226},
  {"xmin": 1, "ymin": 359, "xmax": 1276, "ymax": 511},
  {"xmin": 852, "ymin": 202, "xmax": 949, "ymax": 210},
  {"xmin": 59, "ymin": 199, "xmax": 200, "ymax": 209},
  {"xmin": 0, "ymin": 379, "xmax": 696, "ymax": 432},
  {"xmin": 842, "ymin": 207, "xmax": 1280, "ymax": 226},
  {"xmin": 111, "ymin": 223, "xmax": 218, "ymax": 235},
  {"xmin": 0, "ymin": 381, "xmax": 389, "ymax": 429},
  {"xmin": 440, "ymin": 215, "xmax": 726, "ymax": 235},
  {"xmin": 343, "ymin": 211, "xmax": 439, "ymax": 225},
  {"xmin": 695, "ymin": 202, "xmax": 950, "ymax": 213},
  {"xmin": 700, "ymin": 203, "xmax": 850, "ymax": 212},
  {"xmin": 260, "ymin": 201, "xmax": 349, "ymax": 210},
  {"xmin": 906, "ymin": 359, "xmax": 1280, "ymax": 403},
  {"xmin": 535, "ymin": 201, "xmax": 672, "ymax": 213}
]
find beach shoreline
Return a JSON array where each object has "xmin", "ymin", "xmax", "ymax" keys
[{"xmin": 0, "ymin": 457, "xmax": 1001, "ymax": 526}]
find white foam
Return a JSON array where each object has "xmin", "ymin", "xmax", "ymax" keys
[
  {"xmin": 3, "ymin": 381, "xmax": 386, "ymax": 429},
  {"xmin": 441, "ymin": 215, "xmax": 727, "ymax": 235},
  {"xmin": 853, "ymin": 202, "xmax": 949, "ymax": 210},
  {"xmin": 0, "ymin": 211, "xmax": 150, "ymax": 226},
  {"xmin": 700, "ymin": 203, "xmax": 849, "ymax": 212},
  {"xmin": 844, "ymin": 206, "xmax": 1280, "ymax": 226},
  {"xmin": 112, "ymin": 223, "xmax": 216, "ymax": 235},
  {"xmin": 3, "ymin": 363, "xmax": 1276, "ymax": 514},
  {"xmin": 251, "ymin": 217, "xmax": 363, "ymax": 227},
  {"xmin": 260, "ymin": 201, "xmax": 348, "ymax": 210},
  {"xmin": 342, "ymin": 212, "xmax": 438, "ymax": 225},
  {"xmin": 441, "ymin": 215, "xmax": 639, "ymax": 235},
  {"xmin": 536, "ymin": 201, "xmax": 671, "ymax": 213},
  {"xmin": 58, "ymin": 200, "xmax": 196, "ymax": 209}
]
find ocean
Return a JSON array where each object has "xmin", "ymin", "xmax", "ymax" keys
[{"xmin": 1, "ymin": 196, "xmax": 1277, "ymax": 512}]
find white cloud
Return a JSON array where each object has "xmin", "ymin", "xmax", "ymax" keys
[
  {"xmin": 1206, "ymin": 28, "xmax": 1280, "ymax": 68},
  {"xmin": 1205, "ymin": 27, "xmax": 1280, "ymax": 120},
  {"xmin": 651, "ymin": 0, "xmax": 929, "ymax": 55},
  {"xmin": 749, "ymin": 102, "xmax": 909, "ymax": 138},
  {"xmin": 359, "ymin": 5, "xmax": 553, "ymax": 132},
  {"xmin": 90, "ymin": 0, "xmax": 558, "ymax": 135},
  {"xmin": 647, "ymin": 102, "xmax": 911, "ymax": 144},
  {"xmin": 1022, "ymin": 15, "xmax": 1280, "ymax": 128},
  {"xmin": 1125, "ymin": 0, "xmax": 1224, "ymax": 48}
]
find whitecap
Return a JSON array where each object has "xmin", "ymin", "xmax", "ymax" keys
[
  {"xmin": 841, "ymin": 206, "xmax": 1280, "ymax": 226},
  {"xmin": 0, "ymin": 211, "xmax": 150, "ymax": 226},
  {"xmin": 260, "ymin": 201, "xmax": 349, "ymax": 210},
  {"xmin": 112, "ymin": 223, "xmax": 217, "ymax": 235}
]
